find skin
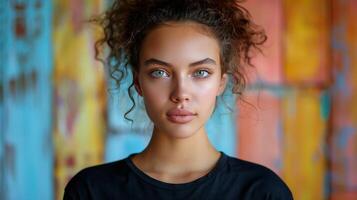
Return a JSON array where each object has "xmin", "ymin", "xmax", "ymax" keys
[{"xmin": 132, "ymin": 21, "xmax": 228, "ymax": 184}]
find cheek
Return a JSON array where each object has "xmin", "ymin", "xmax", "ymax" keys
[
  {"xmin": 193, "ymin": 79, "xmax": 221, "ymax": 109},
  {"xmin": 140, "ymin": 81, "xmax": 169, "ymax": 116},
  {"xmin": 195, "ymin": 78, "xmax": 221, "ymax": 97}
]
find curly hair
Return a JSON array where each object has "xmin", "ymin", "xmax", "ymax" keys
[{"xmin": 92, "ymin": 0, "xmax": 267, "ymax": 121}]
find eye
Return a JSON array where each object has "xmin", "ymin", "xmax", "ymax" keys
[
  {"xmin": 193, "ymin": 69, "xmax": 210, "ymax": 78},
  {"xmin": 150, "ymin": 69, "xmax": 169, "ymax": 78}
]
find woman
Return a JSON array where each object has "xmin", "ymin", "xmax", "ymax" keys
[{"xmin": 64, "ymin": 0, "xmax": 293, "ymax": 199}]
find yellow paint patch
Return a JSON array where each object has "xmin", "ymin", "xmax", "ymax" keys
[
  {"xmin": 284, "ymin": 0, "xmax": 330, "ymax": 84},
  {"xmin": 52, "ymin": 1, "xmax": 106, "ymax": 199},
  {"xmin": 282, "ymin": 88, "xmax": 327, "ymax": 200}
]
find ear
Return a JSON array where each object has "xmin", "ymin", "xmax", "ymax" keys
[
  {"xmin": 217, "ymin": 73, "xmax": 228, "ymax": 96},
  {"xmin": 133, "ymin": 73, "xmax": 143, "ymax": 96}
]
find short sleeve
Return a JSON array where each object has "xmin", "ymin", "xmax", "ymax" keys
[
  {"xmin": 63, "ymin": 171, "xmax": 91, "ymax": 200},
  {"xmin": 248, "ymin": 172, "xmax": 294, "ymax": 200}
]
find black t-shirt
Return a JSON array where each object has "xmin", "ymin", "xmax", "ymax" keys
[{"xmin": 64, "ymin": 152, "xmax": 293, "ymax": 200}]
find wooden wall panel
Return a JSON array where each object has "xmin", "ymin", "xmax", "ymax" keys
[
  {"xmin": 237, "ymin": 89, "xmax": 283, "ymax": 174},
  {"xmin": 284, "ymin": 0, "xmax": 330, "ymax": 85},
  {"xmin": 330, "ymin": 0, "xmax": 357, "ymax": 199},
  {"xmin": 52, "ymin": 1, "xmax": 106, "ymax": 199},
  {"xmin": 1, "ymin": 1, "xmax": 357, "ymax": 199},
  {"xmin": 282, "ymin": 88, "xmax": 329, "ymax": 200},
  {"xmin": 1, "ymin": 1, "xmax": 53, "ymax": 199},
  {"xmin": 243, "ymin": 0, "xmax": 283, "ymax": 85}
]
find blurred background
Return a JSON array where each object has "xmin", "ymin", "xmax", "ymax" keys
[{"xmin": 0, "ymin": 0, "xmax": 356, "ymax": 199}]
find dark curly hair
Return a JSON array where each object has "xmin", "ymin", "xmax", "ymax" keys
[{"xmin": 92, "ymin": 0, "xmax": 267, "ymax": 121}]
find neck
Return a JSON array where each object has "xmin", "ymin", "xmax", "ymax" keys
[{"xmin": 133, "ymin": 126, "xmax": 220, "ymax": 175}]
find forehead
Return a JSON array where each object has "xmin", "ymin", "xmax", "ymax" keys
[{"xmin": 139, "ymin": 22, "xmax": 221, "ymax": 66}]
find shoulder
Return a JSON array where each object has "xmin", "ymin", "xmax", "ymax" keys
[
  {"xmin": 225, "ymin": 155, "xmax": 277, "ymax": 178},
  {"xmin": 222, "ymin": 155, "xmax": 294, "ymax": 199},
  {"xmin": 63, "ymin": 159, "xmax": 128, "ymax": 199},
  {"xmin": 68, "ymin": 159, "xmax": 128, "ymax": 184}
]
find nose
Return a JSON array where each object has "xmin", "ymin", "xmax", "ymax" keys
[{"xmin": 169, "ymin": 76, "xmax": 191, "ymax": 103}]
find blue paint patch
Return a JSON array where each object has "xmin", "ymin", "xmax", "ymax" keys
[
  {"xmin": 2, "ymin": 1, "xmax": 54, "ymax": 199},
  {"xmin": 205, "ymin": 79, "xmax": 237, "ymax": 156},
  {"xmin": 275, "ymin": 119, "xmax": 285, "ymax": 171},
  {"xmin": 274, "ymin": 158, "xmax": 283, "ymax": 171},
  {"xmin": 105, "ymin": 131, "xmax": 150, "ymax": 162},
  {"xmin": 105, "ymin": 64, "xmax": 152, "ymax": 161},
  {"xmin": 331, "ymin": 17, "xmax": 352, "ymax": 98},
  {"xmin": 323, "ymin": 171, "xmax": 332, "ymax": 199},
  {"xmin": 336, "ymin": 126, "xmax": 355, "ymax": 148}
]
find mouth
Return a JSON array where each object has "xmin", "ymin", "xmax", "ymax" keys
[{"xmin": 166, "ymin": 109, "xmax": 197, "ymax": 124}]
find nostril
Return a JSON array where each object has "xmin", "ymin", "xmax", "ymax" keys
[
  {"xmin": 171, "ymin": 95, "xmax": 189, "ymax": 103},
  {"xmin": 170, "ymin": 84, "xmax": 191, "ymax": 103}
]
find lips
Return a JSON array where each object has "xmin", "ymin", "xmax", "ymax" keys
[{"xmin": 166, "ymin": 109, "xmax": 196, "ymax": 124}]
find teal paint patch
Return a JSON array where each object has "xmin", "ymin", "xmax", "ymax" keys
[{"xmin": 320, "ymin": 90, "xmax": 331, "ymax": 121}]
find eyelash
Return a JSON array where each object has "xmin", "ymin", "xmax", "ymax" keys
[
  {"xmin": 149, "ymin": 69, "xmax": 169, "ymax": 78},
  {"xmin": 149, "ymin": 69, "xmax": 212, "ymax": 79},
  {"xmin": 193, "ymin": 69, "xmax": 211, "ymax": 78}
]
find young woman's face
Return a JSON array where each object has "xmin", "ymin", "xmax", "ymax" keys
[{"xmin": 135, "ymin": 22, "xmax": 227, "ymax": 139}]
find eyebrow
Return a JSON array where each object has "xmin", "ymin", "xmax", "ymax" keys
[{"xmin": 143, "ymin": 58, "xmax": 217, "ymax": 68}]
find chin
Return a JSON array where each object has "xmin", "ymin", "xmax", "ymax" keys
[
  {"xmin": 167, "ymin": 130, "xmax": 197, "ymax": 139},
  {"xmin": 156, "ymin": 122, "xmax": 203, "ymax": 139}
]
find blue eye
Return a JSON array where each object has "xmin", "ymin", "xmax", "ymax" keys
[
  {"xmin": 150, "ymin": 70, "xmax": 169, "ymax": 78},
  {"xmin": 193, "ymin": 70, "xmax": 210, "ymax": 78}
]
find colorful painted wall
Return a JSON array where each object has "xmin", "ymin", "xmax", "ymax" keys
[{"xmin": 0, "ymin": 0, "xmax": 356, "ymax": 199}]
